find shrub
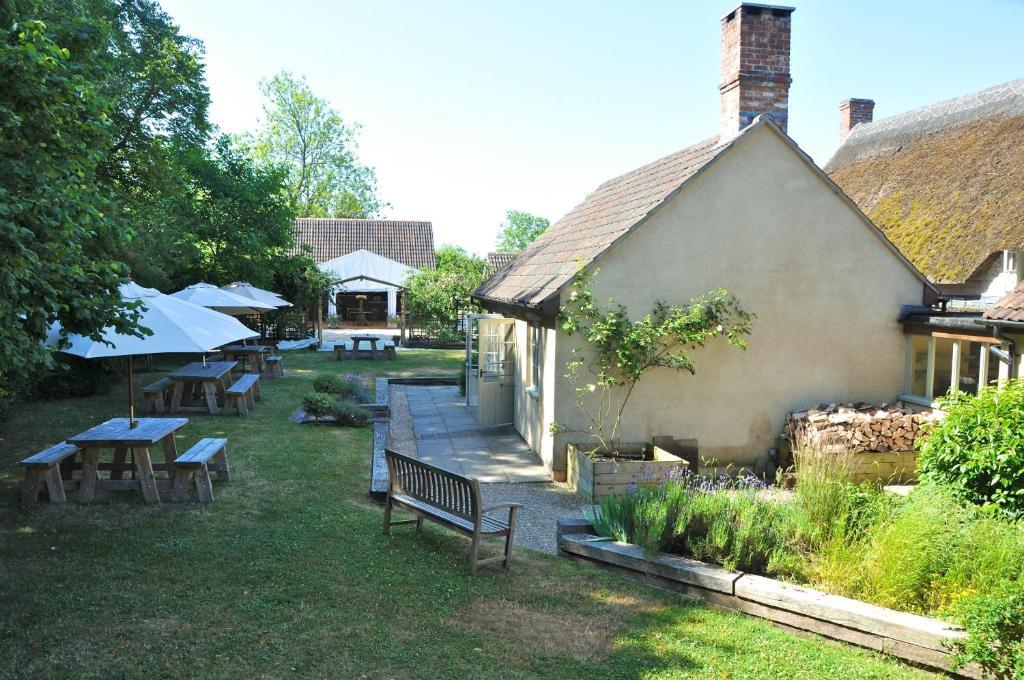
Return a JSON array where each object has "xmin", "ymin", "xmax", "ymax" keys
[
  {"xmin": 313, "ymin": 374, "xmax": 368, "ymax": 401},
  {"xmin": 918, "ymin": 381, "xmax": 1024, "ymax": 518},
  {"xmin": 332, "ymin": 400, "xmax": 370, "ymax": 427},
  {"xmin": 302, "ymin": 392, "xmax": 335, "ymax": 420},
  {"xmin": 952, "ymin": 581, "xmax": 1024, "ymax": 679},
  {"xmin": 25, "ymin": 356, "xmax": 125, "ymax": 401}
]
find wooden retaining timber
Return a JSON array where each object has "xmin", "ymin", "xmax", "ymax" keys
[{"xmin": 555, "ymin": 519, "xmax": 981, "ymax": 678}]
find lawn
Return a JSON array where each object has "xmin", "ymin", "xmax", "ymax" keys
[{"xmin": 0, "ymin": 349, "xmax": 926, "ymax": 679}]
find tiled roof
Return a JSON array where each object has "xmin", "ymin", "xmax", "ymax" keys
[
  {"xmin": 826, "ymin": 78, "xmax": 1024, "ymax": 284},
  {"xmin": 485, "ymin": 252, "xmax": 516, "ymax": 274},
  {"xmin": 474, "ymin": 135, "xmax": 723, "ymax": 307},
  {"xmin": 983, "ymin": 281, "xmax": 1024, "ymax": 322},
  {"xmin": 291, "ymin": 219, "xmax": 436, "ymax": 269}
]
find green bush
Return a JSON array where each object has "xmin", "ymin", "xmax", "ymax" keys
[
  {"xmin": 302, "ymin": 392, "xmax": 335, "ymax": 420},
  {"xmin": 313, "ymin": 374, "xmax": 365, "ymax": 398},
  {"xmin": 25, "ymin": 356, "xmax": 125, "ymax": 401},
  {"xmin": 332, "ymin": 400, "xmax": 370, "ymax": 427},
  {"xmin": 952, "ymin": 581, "xmax": 1024, "ymax": 679},
  {"xmin": 918, "ymin": 381, "xmax": 1024, "ymax": 518}
]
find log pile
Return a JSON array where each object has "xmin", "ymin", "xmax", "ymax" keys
[{"xmin": 784, "ymin": 402, "xmax": 939, "ymax": 453}]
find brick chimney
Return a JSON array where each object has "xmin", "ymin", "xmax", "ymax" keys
[
  {"xmin": 839, "ymin": 98, "xmax": 875, "ymax": 143},
  {"xmin": 719, "ymin": 3, "xmax": 795, "ymax": 140}
]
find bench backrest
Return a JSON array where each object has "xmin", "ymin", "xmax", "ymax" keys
[{"xmin": 384, "ymin": 449, "xmax": 480, "ymax": 522}]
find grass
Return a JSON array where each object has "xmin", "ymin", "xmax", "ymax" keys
[{"xmin": 0, "ymin": 349, "xmax": 927, "ymax": 678}]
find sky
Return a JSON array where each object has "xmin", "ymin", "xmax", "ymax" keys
[{"xmin": 160, "ymin": 0, "xmax": 1024, "ymax": 256}]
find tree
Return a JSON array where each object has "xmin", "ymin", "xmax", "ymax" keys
[
  {"xmin": 252, "ymin": 71, "xmax": 385, "ymax": 218},
  {"xmin": 0, "ymin": 11, "xmax": 139, "ymax": 386},
  {"xmin": 173, "ymin": 136, "xmax": 296, "ymax": 287},
  {"xmin": 404, "ymin": 246, "xmax": 487, "ymax": 343},
  {"xmin": 496, "ymin": 210, "xmax": 549, "ymax": 253},
  {"xmin": 555, "ymin": 269, "xmax": 753, "ymax": 454}
]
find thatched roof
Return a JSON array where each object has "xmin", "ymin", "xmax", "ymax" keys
[{"xmin": 826, "ymin": 78, "xmax": 1024, "ymax": 285}]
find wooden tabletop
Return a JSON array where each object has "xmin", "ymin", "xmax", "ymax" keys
[
  {"xmin": 67, "ymin": 417, "xmax": 189, "ymax": 446},
  {"xmin": 350, "ymin": 335, "xmax": 379, "ymax": 342},
  {"xmin": 220, "ymin": 344, "xmax": 269, "ymax": 353},
  {"xmin": 168, "ymin": 361, "xmax": 237, "ymax": 381}
]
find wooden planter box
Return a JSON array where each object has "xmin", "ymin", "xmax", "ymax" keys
[{"xmin": 567, "ymin": 443, "xmax": 690, "ymax": 503}]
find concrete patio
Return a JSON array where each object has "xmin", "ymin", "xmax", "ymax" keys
[{"xmin": 406, "ymin": 386, "xmax": 550, "ymax": 483}]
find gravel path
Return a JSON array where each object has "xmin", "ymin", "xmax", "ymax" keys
[{"xmin": 387, "ymin": 384, "xmax": 589, "ymax": 553}]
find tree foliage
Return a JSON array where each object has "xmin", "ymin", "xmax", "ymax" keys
[
  {"xmin": 556, "ymin": 269, "xmax": 753, "ymax": 453},
  {"xmin": 496, "ymin": 209, "xmax": 549, "ymax": 253},
  {"xmin": 252, "ymin": 71, "xmax": 385, "ymax": 219},
  {"xmin": 0, "ymin": 9, "xmax": 139, "ymax": 385},
  {"xmin": 404, "ymin": 245, "xmax": 486, "ymax": 343}
]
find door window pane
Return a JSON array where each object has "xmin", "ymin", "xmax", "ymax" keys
[
  {"xmin": 932, "ymin": 338, "xmax": 955, "ymax": 398},
  {"xmin": 908, "ymin": 335, "xmax": 929, "ymax": 397},
  {"xmin": 958, "ymin": 342, "xmax": 981, "ymax": 395}
]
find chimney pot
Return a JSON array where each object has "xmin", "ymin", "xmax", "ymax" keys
[
  {"xmin": 719, "ymin": 3, "xmax": 795, "ymax": 140},
  {"xmin": 839, "ymin": 98, "xmax": 875, "ymax": 144}
]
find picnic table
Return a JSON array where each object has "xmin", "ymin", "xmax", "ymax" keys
[
  {"xmin": 351, "ymin": 335, "xmax": 381, "ymax": 359},
  {"xmin": 168, "ymin": 361, "xmax": 237, "ymax": 414},
  {"xmin": 220, "ymin": 344, "xmax": 269, "ymax": 373},
  {"xmin": 66, "ymin": 417, "xmax": 189, "ymax": 504}
]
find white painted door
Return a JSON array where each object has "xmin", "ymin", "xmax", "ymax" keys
[
  {"xmin": 464, "ymin": 314, "xmax": 503, "ymax": 407},
  {"xmin": 476, "ymin": 318, "xmax": 516, "ymax": 426}
]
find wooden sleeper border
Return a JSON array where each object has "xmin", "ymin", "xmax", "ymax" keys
[{"xmin": 556, "ymin": 518, "xmax": 982, "ymax": 679}]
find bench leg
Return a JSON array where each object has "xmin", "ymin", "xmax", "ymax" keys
[
  {"xmin": 155, "ymin": 390, "xmax": 167, "ymax": 415},
  {"xmin": 194, "ymin": 463, "xmax": 214, "ymax": 503},
  {"xmin": 45, "ymin": 465, "xmax": 66, "ymax": 504},
  {"xmin": 382, "ymin": 496, "xmax": 393, "ymax": 534},
  {"xmin": 504, "ymin": 508, "xmax": 519, "ymax": 571},
  {"xmin": 469, "ymin": 532, "xmax": 482, "ymax": 576},
  {"xmin": 170, "ymin": 381, "xmax": 184, "ymax": 413},
  {"xmin": 212, "ymin": 446, "xmax": 230, "ymax": 481},
  {"xmin": 245, "ymin": 388, "xmax": 255, "ymax": 411},
  {"xmin": 172, "ymin": 467, "xmax": 192, "ymax": 503},
  {"xmin": 60, "ymin": 452, "xmax": 77, "ymax": 480},
  {"xmin": 415, "ymin": 514, "xmax": 424, "ymax": 532},
  {"xmin": 21, "ymin": 468, "xmax": 43, "ymax": 506}
]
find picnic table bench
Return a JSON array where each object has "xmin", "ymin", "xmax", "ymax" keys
[
  {"xmin": 383, "ymin": 449, "xmax": 522, "ymax": 574},
  {"xmin": 335, "ymin": 337, "xmax": 396, "ymax": 361},
  {"xmin": 168, "ymin": 361, "xmax": 237, "ymax": 415},
  {"xmin": 20, "ymin": 442, "xmax": 78, "ymax": 505},
  {"xmin": 142, "ymin": 377, "xmax": 173, "ymax": 415},
  {"xmin": 220, "ymin": 344, "xmax": 270, "ymax": 374},
  {"xmin": 225, "ymin": 374, "xmax": 261, "ymax": 415},
  {"xmin": 264, "ymin": 354, "xmax": 284, "ymax": 378},
  {"xmin": 173, "ymin": 438, "xmax": 229, "ymax": 503}
]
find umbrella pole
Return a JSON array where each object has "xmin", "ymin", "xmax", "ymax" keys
[{"xmin": 128, "ymin": 356, "xmax": 138, "ymax": 428}]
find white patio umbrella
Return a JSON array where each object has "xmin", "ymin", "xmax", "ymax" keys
[
  {"xmin": 46, "ymin": 282, "xmax": 258, "ymax": 427},
  {"xmin": 220, "ymin": 281, "xmax": 292, "ymax": 308},
  {"xmin": 170, "ymin": 282, "xmax": 276, "ymax": 315}
]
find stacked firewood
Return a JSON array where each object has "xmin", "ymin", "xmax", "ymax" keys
[{"xmin": 784, "ymin": 402, "xmax": 939, "ymax": 453}]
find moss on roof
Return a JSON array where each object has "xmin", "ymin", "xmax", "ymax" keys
[{"xmin": 829, "ymin": 115, "xmax": 1024, "ymax": 284}]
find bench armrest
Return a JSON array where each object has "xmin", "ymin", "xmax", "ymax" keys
[{"xmin": 481, "ymin": 503, "xmax": 524, "ymax": 514}]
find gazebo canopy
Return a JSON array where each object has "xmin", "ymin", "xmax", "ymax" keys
[{"xmin": 319, "ymin": 249, "xmax": 414, "ymax": 292}]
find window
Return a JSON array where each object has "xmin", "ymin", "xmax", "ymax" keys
[
  {"xmin": 528, "ymin": 323, "xmax": 542, "ymax": 397},
  {"xmin": 904, "ymin": 333, "xmax": 1004, "ymax": 403}
]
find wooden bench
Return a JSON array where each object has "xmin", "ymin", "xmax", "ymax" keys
[
  {"xmin": 20, "ymin": 442, "xmax": 79, "ymax": 506},
  {"xmin": 142, "ymin": 376, "xmax": 173, "ymax": 415},
  {"xmin": 224, "ymin": 374, "xmax": 261, "ymax": 415},
  {"xmin": 172, "ymin": 438, "xmax": 229, "ymax": 503},
  {"xmin": 332, "ymin": 343, "xmax": 349, "ymax": 361},
  {"xmin": 383, "ymin": 341, "xmax": 396, "ymax": 361},
  {"xmin": 264, "ymin": 354, "xmax": 284, "ymax": 378},
  {"xmin": 383, "ymin": 449, "xmax": 522, "ymax": 574}
]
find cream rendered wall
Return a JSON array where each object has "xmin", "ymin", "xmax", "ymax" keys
[{"xmin": 546, "ymin": 125, "xmax": 926, "ymax": 470}]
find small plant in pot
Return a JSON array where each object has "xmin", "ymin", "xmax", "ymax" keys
[{"xmin": 553, "ymin": 268, "xmax": 753, "ymax": 501}]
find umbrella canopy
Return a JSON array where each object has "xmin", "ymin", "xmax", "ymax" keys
[
  {"xmin": 48, "ymin": 282, "xmax": 259, "ymax": 357},
  {"xmin": 170, "ymin": 282, "xmax": 276, "ymax": 315},
  {"xmin": 220, "ymin": 281, "xmax": 292, "ymax": 308}
]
